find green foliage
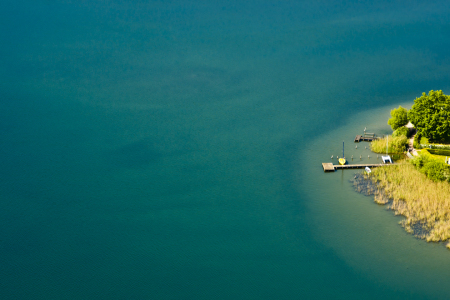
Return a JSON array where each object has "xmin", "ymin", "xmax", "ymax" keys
[
  {"xmin": 421, "ymin": 160, "xmax": 450, "ymax": 182},
  {"xmin": 420, "ymin": 136, "xmax": 429, "ymax": 144},
  {"xmin": 413, "ymin": 131, "xmax": 422, "ymax": 149},
  {"xmin": 391, "ymin": 135, "xmax": 408, "ymax": 153},
  {"xmin": 387, "ymin": 106, "xmax": 408, "ymax": 130},
  {"xmin": 392, "ymin": 127, "xmax": 409, "ymax": 138},
  {"xmin": 410, "ymin": 150, "xmax": 450, "ymax": 182},
  {"xmin": 428, "ymin": 149, "xmax": 450, "ymax": 156},
  {"xmin": 370, "ymin": 135, "xmax": 408, "ymax": 153},
  {"xmin": 410, "ymin": 153, "xmax": 430, "ymax": 169},
  {"xmin": 408, "ymin": 90, "xmax": 450, "ymax": 143}
]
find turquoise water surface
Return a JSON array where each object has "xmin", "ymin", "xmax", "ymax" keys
[{"xmin": 2, "ymin": 1, "xmax": 450, "ymax": 299}]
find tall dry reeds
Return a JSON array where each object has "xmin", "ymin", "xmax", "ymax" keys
[
  {"xmin": 370, "ymin": 135, "xmax": 408, "ymax": 154},
  {"xmin": 370, "ymin": 161, "xmax": 450, "ymax": 248}
]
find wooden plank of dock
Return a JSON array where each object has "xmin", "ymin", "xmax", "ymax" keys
[
  {"xmin": 322, "ymin": 163, "xmax": 395, "ymax": 172},
  {"xmin": 322, "ymin": 163, "xmax": 335, "ymax": 172},
  {"xmin": 354, "ymin": 135, "xmax": 379, "ymax": 142},
  {"xmin": 334, "ymin": 163, "xmax": 384, "ymax": 170}
]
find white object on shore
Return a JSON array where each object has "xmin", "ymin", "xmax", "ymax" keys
[
  {"xmin": 365, "ymin": 167, "xmax": 371, "ymax": 174},
  {"xmin": 381, "ymin": 155, "xmax": 393, "ymax": 164}
]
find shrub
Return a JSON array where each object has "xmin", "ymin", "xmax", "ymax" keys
[
  {"xmin": 392, "ymin": 127, "xmax": 409, "ymax": 138},
  {"xmin": 422, "ymin": 160, "xmax": 450, "ymax": 182},
  {"xmin": 413, "ymin": 131, "xmax": 422, "ymax": 149},
  {"xmin": 410, "ymin": 153, "xmax": 430, "ymax": 169},
  {"xmin": 410, "ymin": 150, "xmax": 450, "ymax": 182},
  {"xmin": 391, "ymin": 135, "xmax": 408, "ymax": 152},
  {"xmin": 420, "ymin": 136, "xmax": 429, "ymax": 144}
]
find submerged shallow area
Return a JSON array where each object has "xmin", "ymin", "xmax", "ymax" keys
[
  {"xmin": 368, "ymin": 161, "xmax": 450, "ymax": 245},
  {"xmin": 298, "ymin": 104, "xmax": 450, "ymax": 298},
  {"xmin": 352, "ymin": 163, "xmax": 450, "ymax": 247},
  {"xmin": 3, "ymin": 1, "xmax": 450, "ymax": 299}
]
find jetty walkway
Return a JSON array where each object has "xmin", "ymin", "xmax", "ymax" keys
[
  {"xmin": 323, "ymin": 130, "xmax": 394, "ymax": 172},
  {"xmin": 322, "ymin": 163, "xmax": 395, "ymax": 172},
  {"xmin": 354, "ymin": 134, "xmax": 379, "ymax": 143}
]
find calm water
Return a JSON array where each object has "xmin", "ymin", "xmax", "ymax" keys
[{"xmin": 2, "ymin": 1, "xmax": 450, "ymax": 299}]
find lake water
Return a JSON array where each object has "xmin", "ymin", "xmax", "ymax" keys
[{"xmin": 2, "ymin": 1, "xmax": 450, "ymax": 299}]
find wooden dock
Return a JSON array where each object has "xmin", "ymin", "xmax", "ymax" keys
[
  {"xmin": 354, "ymin": 135, "xmax": 378, "ymax": 142},
  {"xmin": 322, "ymin": 163, "xmax": 336, "ymax": 172},
  {"xmin": 322, "ymin": 162, "xmax": 393, "ymax": 172}
]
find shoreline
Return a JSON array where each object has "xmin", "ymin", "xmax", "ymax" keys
[
  {"xmin": 301, "ymin": 101, "xmax": 450, "ymax": 295},
  {"xmin": 353, "ymin": 160, "xmax": 450, "ymax": 249}
]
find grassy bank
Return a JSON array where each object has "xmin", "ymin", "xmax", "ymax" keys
[
  {"xmin": 418, "ymin": 149, "xmax": 447, "ymax": 162},
  {"xmin": 370, "ymin": 135, "xmax": 408, "ymax": 154},
  {"xmin": 369, "ymin": 161, "xmax": 450, "ymax": 248}
]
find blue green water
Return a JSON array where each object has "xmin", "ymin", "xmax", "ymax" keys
[{"xmin": 2, "ymin": 1, "xmax": 450, "ymax": 299}]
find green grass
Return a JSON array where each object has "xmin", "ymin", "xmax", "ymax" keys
[
  {"xmin": 420, "ymin": 149, "xmax": 448, "ymax": 162},
  {"xmin": 428, "ymin": 149, "xmax": 450, "ymax": 156}
]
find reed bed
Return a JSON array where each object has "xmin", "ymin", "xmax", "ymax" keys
[
  {"xmin": 370, "ymin": 135, "xmax": 408, "ymax": 154},
  {"xmin": 369, "ymin": 161, "xmax": 450, "ymax": 248}
]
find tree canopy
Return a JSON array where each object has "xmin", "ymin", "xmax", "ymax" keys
[
  {"xmin": 387, "ymin": 105, "xmax": 408, "ymax": 130},
  {"xmin": 408, "ymin": 90, "xmax": 450, "ymax": 143},
  {"xmin": 392, "ymin": 126, "xmax": 409, "ymax": 138}
]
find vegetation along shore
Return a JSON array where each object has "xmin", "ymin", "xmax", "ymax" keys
[{"xmin": 361, "ymin": 91, "xmax": 450, "ymax": 249}]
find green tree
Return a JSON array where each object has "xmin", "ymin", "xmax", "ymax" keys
[
  {"xmin": 392, "ymin": 126, "xmax": 409, "ymax": 138},
  {"xmin": 408, "ymin": 90, "xmax": 450, "ymax": 143},
  {"xmin": 387, "ymin": 105, "xmax": 408, "ymax": 130}
]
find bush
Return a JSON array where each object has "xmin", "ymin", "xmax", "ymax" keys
[
  {"xmin": 420, "ymin": 136, "xmax": 429, "ymax": 144},
  {"xmin": 392, "ymin": 127, "xmax": 409, "ymax": 138},
  {"xmin": 410, "ymin": 153, "xmax": 430, "ymax": 169},
  {"xmin": 410, "ymin": 150, "xmax": 450, "ymax": 182},
  {"xmin": 391, "ymin": 135, "xmax": 408, "ymax": 152},
  {"xmin": 413, "ymin": 131, "xmax": 422, "ymax": 149},
  {"xmin": 422, "ymin": 160, "xmax": 450, "ymax": 182}
]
